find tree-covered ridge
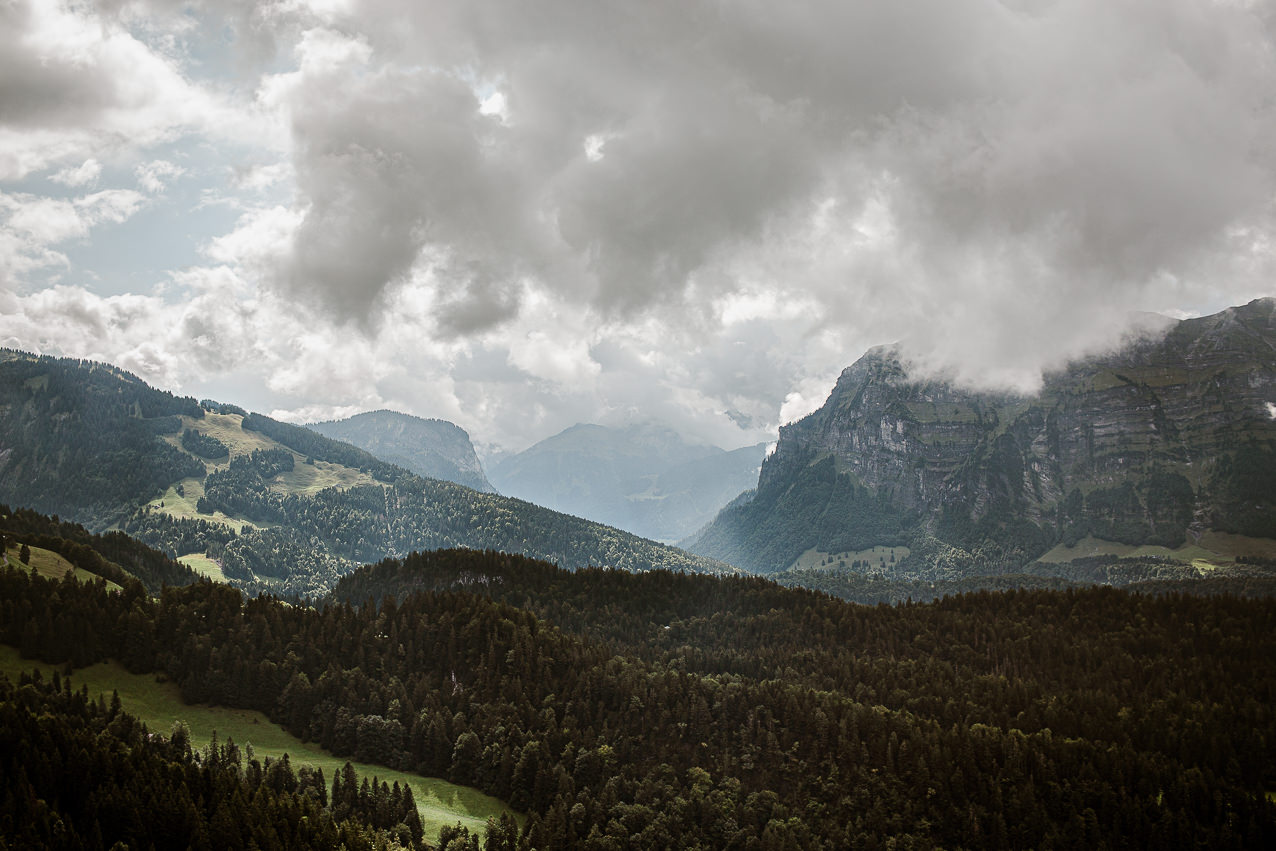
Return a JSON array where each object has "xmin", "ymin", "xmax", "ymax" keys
[
  {"xmin": 0, "ymin": 670, "xmax": 433, "ymax": 851},
  {"xmin": 775, "ymin": 561, "xmax": 1276, "ymax": 605},
  {"xmin": 5, "ymin": 550, "xmax": 1273, "ymax": 848},
  {"xmin": 0, "ymin": 503, "xmax": 199, "ymax": 593},
  {"xmin": 0, "ymin": 350, "xmax": 204, "ymax": 526}
]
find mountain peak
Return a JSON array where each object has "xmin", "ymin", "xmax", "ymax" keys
[{"xmin": 308, "ymin": 409, "xmax": 495, "ymax": 492}]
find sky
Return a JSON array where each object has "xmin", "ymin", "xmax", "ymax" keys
[{"xmin": 2, "ymin": 0, "xmax": 1275, "ymax": 455}]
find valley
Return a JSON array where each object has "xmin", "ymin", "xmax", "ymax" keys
[{"xmin": 2, "ymin": 302, "xmax": 1276, "ymax": 848}]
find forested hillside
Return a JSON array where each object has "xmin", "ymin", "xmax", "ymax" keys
[
  {"xmin": 0, "ymin": 351, "xmax": 726, "ymax": 596},
  {"xmin": 5, "ymin": 549, "xmax": 1272, "ymax": 848},
  {"xmin": 0, "ymin": 503, "xmax": 199, "ymax": 593},
  {"xmin": 0, "ymin": 350, "xmax": 204, "ymax": 526},
  {"xmin": 0, "ymin": 671, "xmax": 435, "ymax": 850}
]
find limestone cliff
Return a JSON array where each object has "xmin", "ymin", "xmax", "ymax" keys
[{"xmin": 686, "ymin": 299, "xmax": 1276, "ymax": 574}]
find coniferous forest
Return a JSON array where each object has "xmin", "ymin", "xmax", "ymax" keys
[
  {"xmin": 0, "ymin": 670, "xmax": 434, "ymax": 850},
  {"xmin": 3, "ymin": 545, "xmax": 1274, "ymax": 849}
]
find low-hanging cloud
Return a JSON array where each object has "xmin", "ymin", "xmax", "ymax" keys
[{"xmin": 261, "ymin": 0, "xmax": 1276, "ymax": 391}]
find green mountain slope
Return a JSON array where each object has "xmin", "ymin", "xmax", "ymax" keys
[
  {"xmin": 687, "ymin": 298, "xmax": 1276, "ymax": 575},
  {"xmin": 0, "ymin": 351, "xmax": 727, "ymax": 596},
  {"xmin": 308, "ymin": 409, "xmax": 496, "ymax": 493},
  {"xmin": 0, "ymin": 349, "xmax": 204, "ymax": 527}
]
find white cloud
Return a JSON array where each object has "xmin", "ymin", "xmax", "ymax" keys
[
  {"xmin": 0, "ymin": 188, "xmax": 147, "ymax": 284},
  {"xmin": 0, "ymin": 1, "xmax": 246, "ymax": 180},
  {"xmin": 50, "ymin": 159, "xmax": 102, "ymax": 187},
  {"xmin": 134, "ymin": 159, "xmax": 185, "ymax": 192}
]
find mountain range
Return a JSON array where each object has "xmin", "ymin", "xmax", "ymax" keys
[
  {"xmin": 686, "ymin": 298, "xmax": 1276, "ymax": 575},
  {"xmin": 2, "ymin": 298, "xmax": 1274, "ymax": 594},
  {"xmin": 0, "ymin": 350, "xmax": 725, "ymax": 597}
]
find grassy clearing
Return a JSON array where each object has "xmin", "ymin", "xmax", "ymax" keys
[
  {"xmin": 1037, "ymin": 533, "xmax": 1276, "ymax": 566},
  {"xmin": 787, "ymin": 545, "xmax": 909, "ymax": 572},
  {"xmin": 1197, "ymin": 531, "xmax": 1276, "ymax": 560},
  {"xmin": 179, "ymin": 412, "xmax": 282, "ymax": 459},
  {"xmin": 275, "ymin": 458, "xmax": 379, "ymax": 496},
  {"xmin": 2, "ymin": 543, "xmax": 122, "ymax": 592},
  {"xmin": 0, "ymin": 645, "xmax": 519, "ymax": 841},
  {"xmin": 178, "ymin": 552, "xmax": 226, "ymax": 583},
  {"xmin": 143, "ymin": 478, "xmax": 256, "ymax": 534}
]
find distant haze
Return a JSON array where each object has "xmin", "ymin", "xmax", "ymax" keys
[
  {"xmin": 489, "ymin": 423, "xmax": 767, "ymax": 542},
  {"xmin": 2, "ymin": 0, "xmax": 1275, "ymax": 452}
]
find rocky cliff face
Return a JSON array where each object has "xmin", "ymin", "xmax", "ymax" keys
[{"xmin": 687, "ymin": 299, "xmax": 1276, "ymax": 574}]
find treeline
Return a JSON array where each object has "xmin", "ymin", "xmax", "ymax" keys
[
  {"xmin": 776, "ymin": 567, "xmax": 1079, "ymax": 605},
  {"xmin": 0, "ymin": 503, "xmax": 199, "ymax": 592},
  {"xmin": 0, "ymin": 351, "xmax": 204, "ymax": 526},
  {"xmin": 781, "ymin": 558, "xmax": 1276, "ymax": 605},
  {"xmin": 197, "ymin": 448, "xmax": 298, "ymax": 524},
  {"xmin": 1211, "ymin": 445, "xmax": 1276, "ymax": 538},
  {"xmin": 4, "ymin": 549, "xmax": 1274, "ymax": 848},
  {"xmin": 0, "ymin": 670, "xmax": 431, "ymax": 850}
]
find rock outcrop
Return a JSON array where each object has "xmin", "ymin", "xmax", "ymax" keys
[{"xmin": 687, "ymin": 299, "xmax": 1276, "ymax": 574}]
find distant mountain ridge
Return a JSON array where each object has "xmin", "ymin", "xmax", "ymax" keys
[
  {"xmin": 488, "ymin": 422, "xmax": 767, "ymax": 542},
  {"xmin": 686, "ymin": 298, "xmax": 1276, "ymax": 575},
  {"xmin": 308, "ymin": 409, "xmax": 495, "ymax": 493}
]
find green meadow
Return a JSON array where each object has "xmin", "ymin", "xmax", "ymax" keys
[
  {"xmin": 1035, "ymin": 531, "xmax": 1276, "ymax": 567},
  {"xmin": 2, "ymin": 542, "xmax": 122, "ymax": 592},
  {"xmin": 787, "ymin": 545, "xmax": 910, "ymax": 572},
  {"xmin": 0, "ymin": 645, "xmax": 519, "ymax": 841},
  {"xmin": 177, "ymin": 552, "xmax": 227, "ymax": 583}
]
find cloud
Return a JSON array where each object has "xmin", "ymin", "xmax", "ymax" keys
[
  {"xmin": 5, "ymin": 0, "xmax": 1276, "ymax": 452},
  {"xmin": 247, "ymin": 2, "xmax": 1276, "ymax": 367},
  {"xmin": 50, "ymin": 159, "xmax": 103, "ymax": 187},
  {"xmin": 134, "ymin": 160, "xmax": 185, "ymax": 192},
  {"xmin": 0, "ymin": 188, "xmax": 147, "ymax": 284},
  {"xmin": 0, "ymin": 0, "xmax": 265, "ymax": 180}
]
